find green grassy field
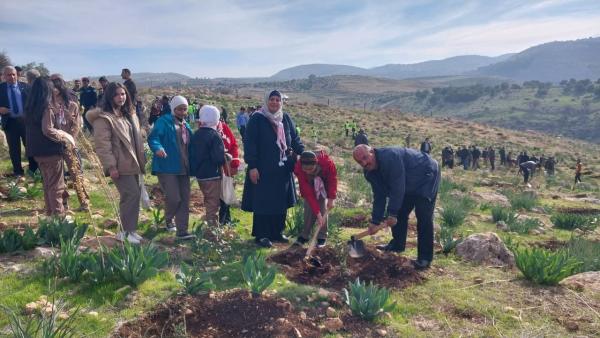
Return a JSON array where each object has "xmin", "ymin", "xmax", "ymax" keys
[{"xmin": 0, "ymin": 91, "xmax": 599, "ymax": 337}]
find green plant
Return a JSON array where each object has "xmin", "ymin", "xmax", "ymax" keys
[
  {"xmin": 22, "ymin": 226, "xmax": 38, "ymax": 250},
  {"xmin": 241, "ymin": 252, "xmax": 276, "ymax": 296},
  {"xmin": 25, "ymin": 183, "xmax": 43, "ymax": 199},
  {"xmin": 176, "ymin": 262, "xmax": 215, "ymax": 295},
  {"xmin": 551, "ymin": 213, "xmax": 597, "ymax": 231},
  {"xmin": 37, "ymin": 216, "xmax": 88, "ymax": 247},
  {"xmin": 440, "ymin": 197, "xmax": 474, "ymax": 228},
  {"xmin": 191, "ymin": 222, "xmax": 239, "ymax": 270},
  {"xmin": 0, "ymin": 228, "xmax": 23, "ymax": 253},
  {"xmin": 507, "ymin": 217, "xmax": 542, "ymax": 234},
  {"xmin": 6, "ymin": 181, "xmax": 26, "ymax": 201},
  {"xmin": 81, "ymin": 250, "xmax": 114, "ymax": 283},
  {"xmin": 108, "ymin": 241, "xmax": 169, "ymax": 286},
  {"xmin": 491, "ymin": 205, "xmax": 517, "ymax": 223},
  {"xmin": 45, "ymin": 236, "xmax": 87, "ymax": 282},
  {"xmin": 1, "ymin": 299, "xmax": 80, "ymax": 338},
  {"xmin": 566, "ymin": 237, "xmax": 600, "ymax": 272},
  {"xmin": 343, "ymin": 278, "xmax": 396, "ymax": 321},
  {"xmin": 439, "ymin": 177, "xmax": 467, "ymax": 197},
  {"xmin": 151, "ymin": 207, "xmax": 165, "ymax": 227},
  {"xmin": 437, "ymin": 225, "xmax": 462, "ymax": 255},
  {"xmin": 285, "ymin": 202, "xmax": 304, "ymax": 237},
  {"xmin": 512, "ymin": 246, "xmax": 581, "ymax": 285},
  {"xmin": 507, "ymin": 191, "xmax": 538, "ymax": 211}
]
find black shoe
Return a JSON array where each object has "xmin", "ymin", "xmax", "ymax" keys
[
  {"xmin": 376, "ymin": 240, "xmax": 404, "ymax": 253},
  {"xmin": 294, "ymin": 236, "xmax": 308, "ymax": 246},
  {"xmin": 165, "ymin": 221, "xmax": 176, "ymax": 232},
  {"xmin": 273, "ymin": 234, "xmax": 289, "ymax": 244},
  {"xmin": 412, "ymin": 259, "xmax": 431, "ymax": 270},
  {"xmin": 316, "ymin": 238, "xmax": 326, "ymax": 248},
  {"xmin": 255, "ymin": 238, "xmax": 273, "ymax": 248},
  {"xmin": 176, "ymin": 231, "xmax": 196, "ymax": 240}
]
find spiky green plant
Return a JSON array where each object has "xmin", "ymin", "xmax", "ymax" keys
[
  {"xmin": 344, "ymin": 278, "xmax": 396, "ymax": 321},
  {"xmin": 25, "ymin": 183, "xmax": 43, "ymax": 199},
  {"xmin": 285, "ymin": 203, "xmax": 304, "ymax": 237},
  {"xmin": 241, "ymin": 252, "xmax": 276, "ymax": 296},
  {"xmin": 512, "ymin": 246, "xmax": 581, "ymax": 285},
  {"xmin": 1, "ymin": 298, "xmax": 80, "ymax": 338},
  {"xmin": 566, "ymin": 237, "xmax": 600, "ymax": 272},
  {"xmin": 507, "ymin": 191, "xmax": 538, "ymax": 211},
  {"xmin": 0, "ymin": 228, "xmax": 23, "ymax": 253},
  {"xmin": 437, "ymin": 225, "xmax": 462, "ymax": 255},
  {"xmin": 108, "ymin": 241, "xmax": 169, "ymax": 287},
  {"xmin": 551, "ymin": 213, "xmax": 597, "ymax": 231},
  {"xmin": 507, "ymin": 217, "xmax": 541, "ymax": 234},
  {"xmin": 151, "ymin": 207, "xmax": 165, "ymax": 227},
  {"xmin": 49, "ymin": 236, "xmax": 86, "ymax": 282},
  {"xmin": 37, "ymin": 216, "xmax": 88, "ymax": 247},
  {"xmin": 440, "ymin": 197, "xmax": 474, "ymax": 228},
  {"xmin": 6, "ymin": 181, "xmax": 25, "ymax": 201},
  {"xmin": 22, "ymin": 226, "xmax": 38, "ymax": 250},
  {"xmin": 176, "ymin": 262, "xmax": 215, "ymax": 295},
  {"xmin": 490, "ymin": 205, "xmax": 517, "ymax": 223},
  {"xmin": 81, "ymin": 250, "xmax": 114, "ymax": 284}
]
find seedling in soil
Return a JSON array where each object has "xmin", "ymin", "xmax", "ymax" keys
[
  {"xmin": 1, "ymin": 298, "xmax": 80, "ymax": 338},
  {"xmin": 344, "ymin": 278, "xmax": 396, "ymax": 321},
  {"xmin": 241, "ymin": 252, "xmax": 276, "ymax": 296},
  {"xmin": 151, "ymin": 207, "xmax": 165, "ymax": 228},
  {"xmin": 176, "ymin": 262, "xmax": 215, "ymax": 295},
  {"xmin": 6, "ymin": 181, "xmax": 25, "ymax": 201},
  {"xmin": 25, "ymin": 183, "xmax": 43, "ymax": 199},
  {"xmin": 0, "ymin": 228, "xmax": 24, "ymax": 253},
  {"xmin": 109, "ymin": 241, "xmax": 169, "ymax": 287}
]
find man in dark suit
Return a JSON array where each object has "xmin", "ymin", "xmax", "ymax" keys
[{"xmin": 0, "ymin": 66, "xmax": 38, "ymax": 176}]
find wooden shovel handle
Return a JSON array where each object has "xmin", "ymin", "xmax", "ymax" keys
[
  {"xmin": 305, "ymin": 213, "xmax": 326, "ymax": 258},
  {"xmin": 352, "ymin": 222, "xmax": 389, "ymax": 241}
]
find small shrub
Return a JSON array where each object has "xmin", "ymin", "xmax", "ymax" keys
[
  {"xmin": 37, "ymin": 216, "xmax": 88, "ymax": 247},
  {"xmin": 53, "ymin": 236, "xmax": 87, "ymax": 282},
  {"xmin": 512, "ymin": 246, "xmax": 581, "ymax": 285},
  {"xmin": 507, "ymin": 217, "xmax": 542, "ymax": 234},
  {"xmin": 6, "ymin": 181, "xmax": 25, "ymax": 201},
  {"xmin": 439, "ymin": 178, "xmax": 467, "ymax": 197},
  {"xmin": 25, "ymin": 183, "xmax": 43, "ymax": 199},
  {"xmin": 176, "ymin": 262, "xmax": 215, "ymax": 295},
  {"xmin": 440, "ymin": 197, "xmax": 474, "ymax": 228},
  {"xmin": 567, "ymin": 237, "xmax": 600, "ymax": 272},
  {"xmin": 81, "ymin": 250, "xmax": 114, "ymax": 283},
  {"xmin": 241, "ymin": 252, "xmax": 276, "ymax": 296},
  {"xmin": 109, "ymin": 241, "xmax": 169, "ymax": 287},
  {"xmin": 551, "ymin": 213, "xmax": 597, "ymax": 231},
  {"xmin": 151, "ymin": 207, "xmax": 165, "ymax": 227},
  {"xmin": 437, "ymin": 225, "xmax": 462, "ymax": 255},
  {"xmin": 285, "ymin": 203, "xmax": 304, "ymax": 238},
  {"xmin": 22, "ymin": 226, "xmax": 38, "ymax": 250},
  {"xmin": 490, "ymin": 206, "xmax": 516, "ymax": 223},
  {"xmin": 344, "ymin": 278, "xmax": 396, "ymax": 321},
  {"xmin": 0, "ymin": 228, "xmax": 23, "ymax": 253},
  {"xmin": 1, "ymin": 299, "xmax": 79, "ymax": 338},
  {"xmin": 507, "ymin": 192, "xmax": 538, "ymax": 211}
]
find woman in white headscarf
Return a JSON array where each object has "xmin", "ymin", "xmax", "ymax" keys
[
  {"xmin": 190, "ymin": 105, "xmax": 225, "ymax": 226},
  {"xmin": 241, "ymin": 90, "xmax": 304, "ymax": 248}
]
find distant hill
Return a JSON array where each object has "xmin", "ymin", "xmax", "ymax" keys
[
  {"xmin": 475, "ymin": 37, "xmax": 600, "ymax": 82},
  {"xmin": 92, "ymin": 72, "xmax": 191, "ymax": 87},
  {"xmin": 269, "ymin": 55, "xmax": 513, "ymax": 81}
]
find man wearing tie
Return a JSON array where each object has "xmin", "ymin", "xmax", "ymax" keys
[{"xmin": 0, "ymin": 66, "xmax": 38, "ymax": 176}]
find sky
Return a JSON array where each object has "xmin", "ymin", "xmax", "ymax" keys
[{"xmin": 1, "ymin": 0, "xmax": 600, "ymax": 79}]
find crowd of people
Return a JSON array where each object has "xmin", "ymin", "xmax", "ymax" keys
[{"xmin": 0, "ymin": 65, "xmax": 588, "ymax": 269}]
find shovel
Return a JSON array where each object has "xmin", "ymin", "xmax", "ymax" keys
[
  {"xmin": 347, "ymin": 222, "xmax": 390, "ymax": 258},
  {"xmin": 304, "ymin": 212, "xmax": 327, "ymax": 267}
]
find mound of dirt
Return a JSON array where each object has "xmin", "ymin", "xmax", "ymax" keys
[
  {"xmin": 115, "ymin": 289, "xmax": 320, "ymax": 338},
  {"xmin": 269, "ymin": 246, "xmax": 424, "ymax": 290}
]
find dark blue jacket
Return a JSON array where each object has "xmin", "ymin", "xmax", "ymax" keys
[
  {"xmin": 241, "ymin": 112, "xmax": 304, "ymax": 214},
  {"xmin": 79, "ymin": 86, "xmax": 97, "ymax": 109},
  {"xmin": 190, "ymin": 127, "xmax": 225, "ymax": 180},
  {"xmin": 147, "ymin": 114, "xmax": 193, "ymax": 175},
  {"xmin": 0, "ymin": 81, "xmax": 28, "ymax": 129},
  {"xmin": 365, "ymin": 147, "xmax": 440, "ymax": 224}
]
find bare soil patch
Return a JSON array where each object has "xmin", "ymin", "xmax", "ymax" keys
[
  {"xmin": 114, "ymin": 289, "xmax": 320, "ymax": 338},
  {"xmin": 269, "ymin": 245, "xmax": 425, "ymax": 290}
]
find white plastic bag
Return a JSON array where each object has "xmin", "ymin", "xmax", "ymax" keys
[
  {"xmin": 221, "ymin": 175, "xmax": 237, "ymax": 205},
  {"xmin": 140, "ymin": 175, "xmax": 151, "ymax": 209}
]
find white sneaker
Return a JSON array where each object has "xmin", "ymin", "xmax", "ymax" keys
[
  {"xmin": 130, "ymin": 232, "xmax": 144, "ymax": 242},
  {"xmin": 116, "ymin": 231, "xmax": 141, "ymax": 244}
]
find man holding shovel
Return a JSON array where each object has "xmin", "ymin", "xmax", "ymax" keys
[
  {"xmin": 352, "ymin": 144, "xmax": 440, "ymax": 270},
  {"xmin": 293, "ymin": 150, "xmax": 338, "ymax": 248}
]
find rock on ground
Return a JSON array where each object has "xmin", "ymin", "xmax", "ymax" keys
[
  {"xmin": 456, "ymin": 232, "xmax": 515, "ymax": 267},
  {"xmin": 560, "ymin": 271, "xmax": 600, "ymax": 292},
  {"xmin": 471, "ymin": 191, "xmax": 510, "ymax": 208}
]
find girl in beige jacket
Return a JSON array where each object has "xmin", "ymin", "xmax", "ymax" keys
[{"xmin": 88, "ymin": 82, "xmax": 146, "ymax": 244}]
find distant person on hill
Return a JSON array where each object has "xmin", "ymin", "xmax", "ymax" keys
[
  {"xmin": 344, "ymin": 121, "xmax": 350, "ymax": 137},
  {"xmin": 293, "ymin": 150, "xmax": 337, "ymax": 248},
  {"xmin": 506, "ymin": 151, "xmax": 514, "ymax": 167},
  {"xmin": 544, "ymin": 156, "xmax": 556, "ymax": 175},
  {"xmin": 354, "ymin": 128, "xmax": 369, "ymax": 146},
  {"xmin": 221, "ymin": 106, "xmax": 228, "ymax": 123},
  {"xmin": 488, "ymin": 146, "xmax": 496, "ymax": 171},
  {"xmin": 72, "ymin": 79, "xmax": 81, "ymax": 94},
  {"xmin": 519, "ymin": 160, "xmax": 538, "ymax": 184},
  {"xmin": 405, "ymin": 133, "xmax": 411, "ymax": 148},
  {"xmin": 574, "ymin": 159, "xmax": 583, "ymax": 186},
  {"xmin": 236, "ymin": 106, "xmax": 248, "ymax": 140},
  {"xmin": 420, "ymin": 137, "xmax": 432, "ymax": 154},
  {"xmin": 121, "ymin": 68, "xmax": 141, "ymax": 120},
  {"xmin": 148, "ymin": 95, "xmax": 194, "ymax": 239},
  {"xmin": 499, "ymin": 146, "xmax": 506, "ymax": 166},
  {"xmin": 88, "ymin": 82, "xmax": 146, "ymax": 244},
  {"xmin": 442, "ymin": 146, "xmax": 454, "ymax": 169},
  {"xmin": 351, "ymin": 120, "xmax": 357, "ymax": 138},
  {"xmin": 148, "ymin": 96, "xmax": 162, "ymax": 125},
  {"xmin": 471, "ymin": 146, "xmax": 481, "ymax": 170},
  {"xmin": 79, "ymin": 77, "xmax": 97, "ymax": 133}
]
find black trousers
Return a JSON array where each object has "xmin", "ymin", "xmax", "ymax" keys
[
  {"xmin": 82, "ymin": 107, "xmax": 93, "ymax": 133},
  {"xmin": 391, "ymin": 195, "xmax": 436, "ymax": 262},
  {"xmin": 252, "ymin": 213, "xmax": 286, "ymax": 240},
  {"xmin": 575, "ymin": 173, "xmax": 582, "ymax": 183},
  {"xmin": 4, "ymin": 117, "xmax": 38, "ymax": 175},
  {"xmin": 520, "ymin": 164, "xmax": 530, "ymax": 183}
]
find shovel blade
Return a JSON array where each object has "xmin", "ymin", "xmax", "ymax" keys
[{"xmin": 348, "ymin": 239, "xmax": 366, "ymax": 258}]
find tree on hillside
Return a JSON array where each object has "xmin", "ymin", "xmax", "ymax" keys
[
  {"xmin": 0, "ymin": 51, "xmax": 11, "ymax": 69},
  {"xmin": 18, "ymin": 62, "xmax": 50, "ymax": 77}
]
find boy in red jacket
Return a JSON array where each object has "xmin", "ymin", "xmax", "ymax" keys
[{"xmin": 293, "ymin": 150, "xmax": 338, "ymax": 247}]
